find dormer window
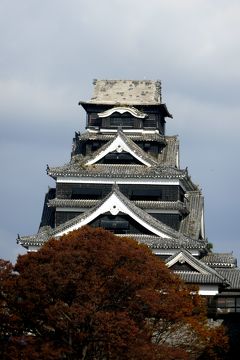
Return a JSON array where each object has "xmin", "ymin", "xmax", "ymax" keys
[{"xmin": 96, "ymin": 106, "xmax": 147, "ymax": 130}]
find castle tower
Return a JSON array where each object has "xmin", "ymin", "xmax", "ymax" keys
[{"xmin": 18, "ymin": 80, "xmax": 240, "ymax": 316}]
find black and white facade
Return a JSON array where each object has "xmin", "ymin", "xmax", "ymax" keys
[{"xmin": 18, "ymin": 80, "xmax": 240, "ymax": 317}]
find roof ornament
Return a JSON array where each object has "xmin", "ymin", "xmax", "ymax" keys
[
  {"xmin": 110, "ymin": 204, "xmax": 120, "ymax": 216},
  {"xmin": 112, "ymin": 182, "xmax": 120, "ymax": 192},
  {"xmin": 155, "ymin": 80, "xmax": 162, "ymax": 103},
  {"xmin": 116, "ymin": 145, "xmax": 123, "ymax": 153},
  {"xmin": 16, "ymin": 234, "xmax": 20, "ymax": 244}
]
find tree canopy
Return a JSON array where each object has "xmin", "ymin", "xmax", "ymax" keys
[{"xmin": 1, "ymin": 227, "xmax": 227, "ymax": 359}]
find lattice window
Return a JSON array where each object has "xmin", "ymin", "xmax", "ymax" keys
[
  {"xmin": 109, "ymin": 117, "xmax": 134, "ymax": 127},
  {"xmin": 217, "ymin": 297, "xmax": 240, "ymax": 313}
]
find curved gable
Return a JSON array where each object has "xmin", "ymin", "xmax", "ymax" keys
[{"xmin": 98, "ymin": 106, "xmax": 147, "ymax": 119}]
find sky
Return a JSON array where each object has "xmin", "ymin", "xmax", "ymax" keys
[{"xmin": 1, "ymin": 0, "xmax": 240, "ymax": 263}]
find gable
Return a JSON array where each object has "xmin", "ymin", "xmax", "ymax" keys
[
  {"xmin": 166, "ymin": 250, "xmax": 226, "ymax": 279},
  {"xmin": 96, "ymin": 151, "xmax": 143, "ymax": 165},
  {"xmin": 85, "ymin": 132, "xmax": 156, "ymax": 167},
  {"xmin": 54, "ymin": 190, "xmax": 173, "ymax": 239},
  {"xmin": 89, "ymin": 213, "xmax": 153, "ymax": 235},
  {"xmin": 171, "ymin": 261, "xmax": 198, "ymax": 272}
]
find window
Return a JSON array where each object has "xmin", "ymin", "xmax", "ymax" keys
[
  {"xmin": 143, "ymin": 118, "xmax": 156, "ymax": 128},
  {"xmin": 100, "ymin": 220, "xmax": 129, "ymax": 230},
  {"xmin": 71, "ymin": 188, "xmax": 102, "ymax": 199},
  {"xmin": 109, "ymin": 117, "xmax": 134, "ymax": 127},
  {"xmin": 216, "ymin": 297, "xmax": 240, "ymax": 313},
  {"xmin": 89, "ymin": 117, "xmax": 102, "ymax": 127},
  {"xmin": 236, "ymin": 298, "xmax": 240, "ymax": 312}
]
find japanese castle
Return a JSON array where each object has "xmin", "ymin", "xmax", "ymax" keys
[{"xmin": 18, "ymin": 79, "xmax": 240, "ymax": 317}]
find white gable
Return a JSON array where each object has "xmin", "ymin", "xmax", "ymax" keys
[
  {"xmin": 166, "ymin": 251, "xmax": 210, "ymax": 275},
  {"xmin": 86, "ymin": 133, "xmax": 153, "ymax": 167},
  {"xmin": 55, "ymin": 192, "xmax": 171, "ymax": 238}
]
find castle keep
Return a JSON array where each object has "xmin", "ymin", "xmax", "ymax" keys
[{"xmin": 18, "ymin": 80, "xmax": 240, "ymax": 316}]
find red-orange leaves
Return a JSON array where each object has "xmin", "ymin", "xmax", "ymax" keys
[{"xmin": 1, "ymin": 227, "xmax": 228, "ymax": 359}]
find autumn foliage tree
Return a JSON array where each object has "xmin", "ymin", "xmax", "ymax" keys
[{"xmin": 0, "ymin": 227, "xmax": 228, "ymax": 359}]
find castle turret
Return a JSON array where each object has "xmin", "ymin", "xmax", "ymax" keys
[{"xmin": 18, "ymin": 80, "xmax": 240, "ymax": 316}]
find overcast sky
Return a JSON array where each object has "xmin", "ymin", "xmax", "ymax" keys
[{"xmin": 1, "ymin": 0, "xmax": 240, "ymax": 263}]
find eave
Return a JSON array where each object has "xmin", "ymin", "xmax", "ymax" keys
[
  {"xmin": 77, "ymin": 131, "xmax": 167, "ymax": 144},
  {"xmin": 48, "ymin": 198, "xmax": 189, "ymax": 215},
  {"xmin": 79, "ymin": 101, "xmax": 173, "ymax": 118},
  {"xmin": 47, "ymin": 164, "xmax": 188, "ymax": 181}
]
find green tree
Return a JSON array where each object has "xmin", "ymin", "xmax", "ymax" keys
[{"xmin": 0, "ymin": 227, "xmax": 227, "ymax": 359}]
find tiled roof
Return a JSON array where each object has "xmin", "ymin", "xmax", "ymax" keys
[
  {"xmin": 48, "ymin": 163, "xmax": 187, "ymax": 179},
  {"xmin": 121, "ymin": 234, "xmax": 207, "ymax": 250},
  {"xmin": 158, "ymin": 136, "xmax": 179, "ymax": 166},
  {"xmin": 48, "ymin": 198, "xmax": 188, "ymax": 214},
  {"xmin": 134, "ymin": 200, "xmax": 188, "ymax": 213},
  {"xmin": 165, "ymin": 250, "xmax": 228, "ymax": 285},
  {"xmin": 19, "ymin": 185, "xmax": 200, "ymax": 248},
  {"xmin": 49, "ymin": 129, "xmax": 187, "ymax": 182},
  {"xmin": 175, "ymin": 272, "xmax": 227, "ymax": 285},
  {"xmin": 17, "ymin": 226, "xmax": 53, "ymax": 247},
  {"xmin": 216, "ymin": 269, "xmax": 240, "ymax": 289},
  {"xmin": 19, "ymin": 232, "xmax": 206, "ymax": 252},
  {"xmin": 49, "ymin": 185, "xmax": 187, "ymax": 240},
  {"xmin": 180, "ymin": 191, "xmax": 204, "ymax": 240},
  {"xmin": 48, "ymin": 199, "xmax": 99, "ymax": 208},
  {"xmin": 83, "ymin": 130, "xmax": 158, "ymax": 167},
  {"xmin": 202, "ymin": 253, "xmax": 237, "ymax": 268},
  {"xmin": 78, "ymin": 131, "xmax": 167, "ymax": 143},
  {"xmin": 166, "ymin": 249, "xmax": 222, "ymax": 275},
  {"xmin": 77, "ymin": 132, "xmax": 177, "ymax": 166},
  {"xmin": 87, "ymin": 79, "xmax": 162, "ymax": 105}
]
